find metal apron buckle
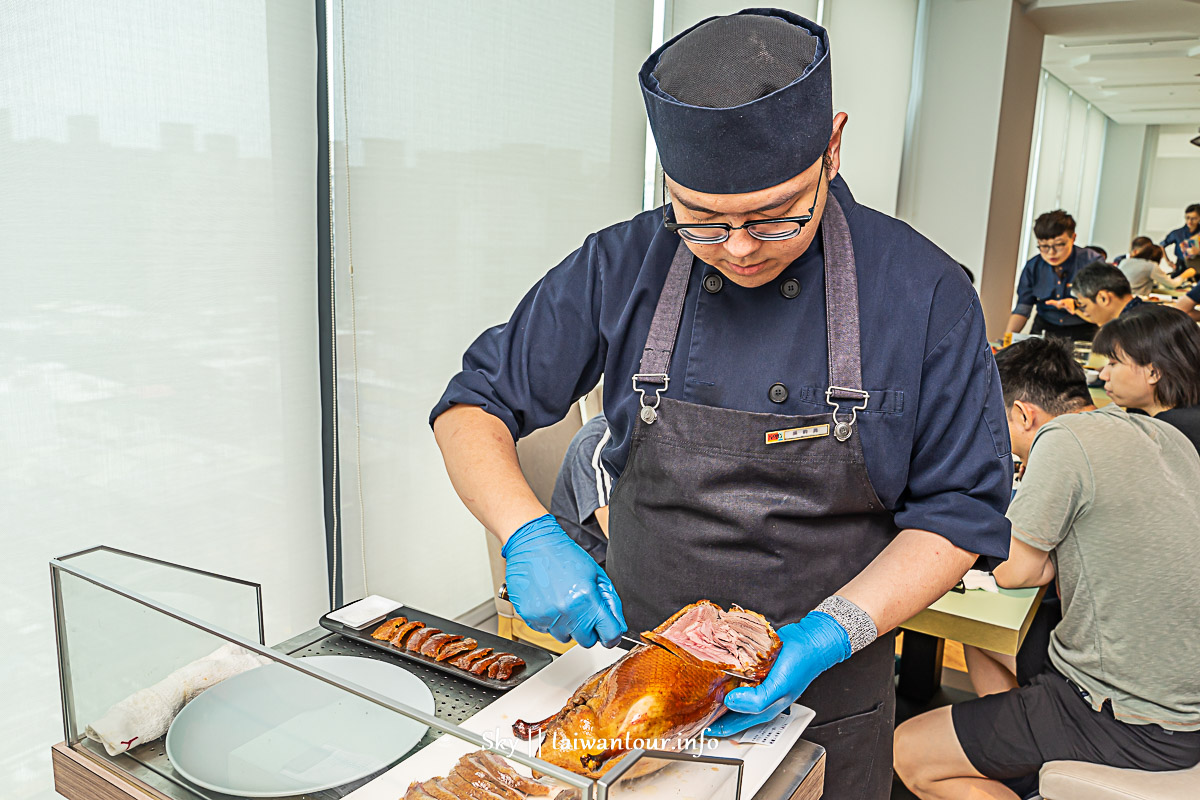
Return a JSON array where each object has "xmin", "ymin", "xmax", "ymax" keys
[
  {"xmin": 632, "ymin": 374, "xmax": 669, "ymax": 424},
  {"xmin": 825, "ymin": 386, "xmax": 870, "ymax": 441}
]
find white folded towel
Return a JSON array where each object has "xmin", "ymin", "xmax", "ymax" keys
[
  {"xmin": 962, "ymin": 569, "xmax": 1000, "ymax": 593},
  {"xmin": 85, "ymin": 643, "xmax": 271, "ymax": 756}
]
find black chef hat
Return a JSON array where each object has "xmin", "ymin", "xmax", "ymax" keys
[{"xmin": 639, "ymin": 8, "xmax": 831, "ymax": 195}]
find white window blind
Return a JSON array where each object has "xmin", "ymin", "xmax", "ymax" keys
[
  {"xmin": 1, "ymin": 4, "xmax": 326, "ymax": 797},
  {"xmin": 327, "ymin": 1, "xmax": 652, "ymax": 617}
]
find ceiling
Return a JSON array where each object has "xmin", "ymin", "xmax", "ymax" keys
[{"xmin": 1025, "ymin": 0, "xmax": 1200, "ymax": 125}]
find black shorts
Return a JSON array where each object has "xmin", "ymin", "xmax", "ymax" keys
[{"xmin": 952, "ymin": 668, "xmax": 1200, "ymax": 783}]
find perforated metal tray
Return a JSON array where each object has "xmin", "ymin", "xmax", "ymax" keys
[{"xmin": 96, "ymin": 628, "xmax": 507, "ymax": 800}]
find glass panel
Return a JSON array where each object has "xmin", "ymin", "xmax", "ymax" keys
[
  {"xmin": 599, "ymin": 749, "xmax": 742, "ymax": 800},
  {"xmin": 329, "ymin": 2, "xmax": 653, "ymax": 616},
  {"xmin": 1030, "ymin": 76, "xmax": 1070, "ymax": 259},
  {"xmin": 1058, "ymin": 93, "xmax": 1090, "ymax": 217},
  {"xmin": 51, "ymin": 562, "xmax": 593, "ymax": 799},
  {"xmin": 58, "ymin": 547, "xmax": 262, "ymax": 644}
]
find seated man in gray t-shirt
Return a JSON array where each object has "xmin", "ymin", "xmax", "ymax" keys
[{"xmin": 895, "ymin": 337, "xmax": 1200, "ymax": 799}]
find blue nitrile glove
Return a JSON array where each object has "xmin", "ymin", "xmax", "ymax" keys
[
  {"xmin": 705, "ymin": 611, "xmax": 851, "ymax": 736},
  {"xmin": 501, "ymin": 514, "xmax": 626, "ymax": 648}
]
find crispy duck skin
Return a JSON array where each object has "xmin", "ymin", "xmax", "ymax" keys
[
  {"xmin": 488, "ymin": 654, "xmax": 526, "ymax": 680},
  {"xmin": 474, "ymin": 751, "xmax": 565, "ymax": 797},
  {"xmin": 445, "ymin": 771, "xmax": 509, "ymax": 800},
  {"xmin": 370, "ymin": 617, "xmax": 407, "ymax": 640},
  {"xmin": 389, "ymin": 620, "xmax": 425, "ymax": 647},
  {"xmin": 419, "ymin": 779, "xmax": 459, "ymax": 800},
  {"xmin": 407, "ymin": 750, "xmax": 578, "ymax": 800},
  {"xmin": 420, "ymin": 632, "xmax": 464, "ymax": 658},
  {"xmin": 452, "ymin": 763, "xmax": 522, "ymax": 800},
  {"xmin": 449, "ymin": 647, "xmax": 493, "ymax": 669},
  {"xmin": 403, "ymin": 781, "xmax": 437, "ymax": 800},
  {"xmin": 513, "ymin": 600, "xmax": 781, "ymax": 779},
  {"xmin": 436, "ymin": 637, "xmax": 478, "ymax": 662},
  {"xmin": 406, "ymin": 627, "xmax": 442, "ymax": 652},
  {"xmin": 469, "ymin": 653, "xmax": 503, "ymax": 675}
]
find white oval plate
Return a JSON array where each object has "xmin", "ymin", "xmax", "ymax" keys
[{"xmin": 166, "ymin": 655, "xmax": 433, "ymax": 797}]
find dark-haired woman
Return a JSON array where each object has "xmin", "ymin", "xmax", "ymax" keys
[{"xmin": 1093, "ymin": 304, "xmax": 1200, "ymax": 451}]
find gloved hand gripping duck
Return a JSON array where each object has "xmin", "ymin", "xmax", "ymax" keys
[{"xmin": 512, "ymin": 601, "xmax": 782, "ymax": 778}]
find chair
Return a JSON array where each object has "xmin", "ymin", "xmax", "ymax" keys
[
  {"xmin": 485, "ymin": 388, "xmax": 604, "ymax": 653},
  {"xmin": 1040, "ymin": 759, "xmax": 1200, "ymax": 799}
]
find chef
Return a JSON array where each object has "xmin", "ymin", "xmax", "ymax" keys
[{"xmin": 431, "ymin": 10, "xmax": 1012, "ymax": 799}]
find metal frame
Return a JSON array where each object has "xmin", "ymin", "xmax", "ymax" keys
[
  {"xmin": 48, "ymin": 555, "xmax": 594, "ymax": 795},
  {"xmin": 316, "ymin": 0, "xmax": 343, "ymax": 611}
]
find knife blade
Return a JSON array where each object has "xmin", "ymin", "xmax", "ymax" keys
[{"xmin": 498, "ymin": 584, "xmax": 749, "ymax": 680}]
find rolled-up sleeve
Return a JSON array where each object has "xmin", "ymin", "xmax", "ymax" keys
[
  {"xmin": 1012, "ymin": 259, "xmax": 1036, "ymax": 317},
  {"xmin": 429, "ymin": 235, "xmax": 605, "ymax": 440},
  {"xmin": 894, "ymin": 295, "xmax": 1013, "ymax": 561}
]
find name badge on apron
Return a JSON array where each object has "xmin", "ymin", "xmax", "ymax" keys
[{"xmin": 765, "ymin": 424, "xmax": 830, "ymax": 444}]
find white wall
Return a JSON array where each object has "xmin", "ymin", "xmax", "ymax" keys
[
  {"xmin": 1091, "ymin": 122, "xmax": 1148, "ymax": 256},
  {"xmin": 897, "ymin": 0, "xmax": 1044, "ymax": 336},
  {"xmin": 1140, "ymin": 124, "xmax": 1200, "ymax": 244}
]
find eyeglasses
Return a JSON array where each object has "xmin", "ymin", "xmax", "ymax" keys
[
  {"xmin": 1037, "ymin": 238, "xmax": 1072, "ymax": 254},
  {"xmin": 663, "ymin": 166, "xmax": 825, "ymax": 244}
]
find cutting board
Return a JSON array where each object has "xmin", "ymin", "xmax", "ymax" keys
[{"xmin": 345, "ymin": 645, "xmax": 813, "ymax": 799}]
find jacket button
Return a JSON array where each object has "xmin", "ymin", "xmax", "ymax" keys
[
  {"xmin": 769, "ymin": 383, "xmax": 789, "ymax": 403},
  {"xmin": 780, "ymin": 278, "xmax": 800, "ymax": 299},
  {"xmin": 703, "ymin": 273, "xmax": 724, "ymax": 294}
]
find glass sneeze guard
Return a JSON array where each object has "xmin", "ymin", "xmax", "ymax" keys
[{"xmin": 50, "ymin": 548, "xmax": 743, "ymax": 800}]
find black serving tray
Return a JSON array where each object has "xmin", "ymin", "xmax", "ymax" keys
[{"xmin": 318, "ymin": 604, "xmax": 553, "ymax": 691}]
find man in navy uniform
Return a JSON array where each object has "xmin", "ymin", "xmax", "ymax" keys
[
  {"xmin": 431, "ymin": 10, "xmax": 1012, "ymax": 798},
  {"xmin": 1006, "ymin": 209, "xmax": 1103, "ymax": 341},
  {"xmin": 1162, "ymin": 203, "xmax": 1200, "ymax": 276}
]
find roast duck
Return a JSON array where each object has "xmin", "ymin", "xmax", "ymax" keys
[{"xmin": 512, "ymin": 600, "xmax": 782, "ymax": 779}]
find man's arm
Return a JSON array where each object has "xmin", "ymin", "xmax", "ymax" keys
[
  {"xmin": 1174, "ymin": 294, "xmax": 1200, "ymax": 322},
  {"xmin": 838, "ymin": 529, "xmax": 976, "ymax": 633},
  {"xmin": 1005, "ymin": 312, "xmax": 1029, "ymax": 335},
  {"xmin": 993, "ymin": 535, "xmax": 1055, "ymax": 588},
  {"xmin": 433, "ymin": 405, "xmax": 548, "ymax": 544}
]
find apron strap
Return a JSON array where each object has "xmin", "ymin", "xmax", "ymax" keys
[
  {"xmin": 819, "ymin": 196, "xmax": 869, "ymax": 441},
  {"xmin": 636, "ymin": 190, "xmax": 867, "ymax": 438}
]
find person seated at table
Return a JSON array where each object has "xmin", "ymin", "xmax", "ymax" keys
[
  {"xmin": 1006, "ymin": 210, "xmax": 1103, "ymax": 341},
  {"xmin": 549, "ymin": 413, "xmax": 610, "ymax": 566},
  {"xmin": 894, "ymin": 337, "xmax": 1200, "ymax": 800},
  {"xmin": 1046, "ymin": 261, "xmax": 1141, "ymax": 327},
  {"xmin": 1171, "ymin": 273, "xmax": 1200, "ymax": 321},
  {"xmin": 1093, "ymin": 304, "xmax": 1200, "ymax": 452},
  {"xmin": 1085, "ymin": 244, "xmax": 1107, "ymax": 263}
]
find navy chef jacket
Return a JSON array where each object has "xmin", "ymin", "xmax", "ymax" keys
[{"xmin": 431, "ymin": 176, "xmax": 1013, "ymax": 560}]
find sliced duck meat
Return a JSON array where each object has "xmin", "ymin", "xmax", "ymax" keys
[
  {"xmin": 487, "ymin": 654, "xmax": 526, "ymax": 680},
  {"xmin": 642, "ymin": 600, "xmax": 781, "ymax": 681},
  {"xmin": 420, "ymin": 779, "xmax": 459, "ymax": 800},
  {"xmin": 469, "ymin": 653, "xmax": 503, "ymax": 675},
  {"xmin": 389, "ymin": 620, "xmax": 425, "ymax": 647},
  {"xmin": 449, "ymin": 647, "xmax": 493, "ymax": 669},
  {"xmin": 444, "ymin": 772, "xmax": 509, "ymax": 800},
  {"xmin": 402, "ymin": 781, "xmax": 436, "ymax": 800},
  {"xmin": 406, "ymin": 627, "xmax": 442, "ymax": 652},
  {"xmin": 472, "ymin": 751, "xmax": 578, "ymax": 799},
  {"xmin": 436, "ymin": 637, "xmax": 478, "ymax": 662},
  {"xmin": 452, "ymin": 762, "xmax": 522, "ymax": 800},
  {"xmin": 371, "ymin": 617, "xmax": 407, "ymax": 640},
  {"xmin": 420, "ymin": 632, "xmax": 464, "ymax": 658}
]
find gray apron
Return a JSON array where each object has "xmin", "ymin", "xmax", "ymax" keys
[{"xmin": 606, "ymin": 197, "xmax": 898, "ymax": 800}]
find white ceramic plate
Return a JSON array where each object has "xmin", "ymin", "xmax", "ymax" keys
[{"xmin": 166, "ymin": 655, "xmax": 434, "ymax": 797}]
